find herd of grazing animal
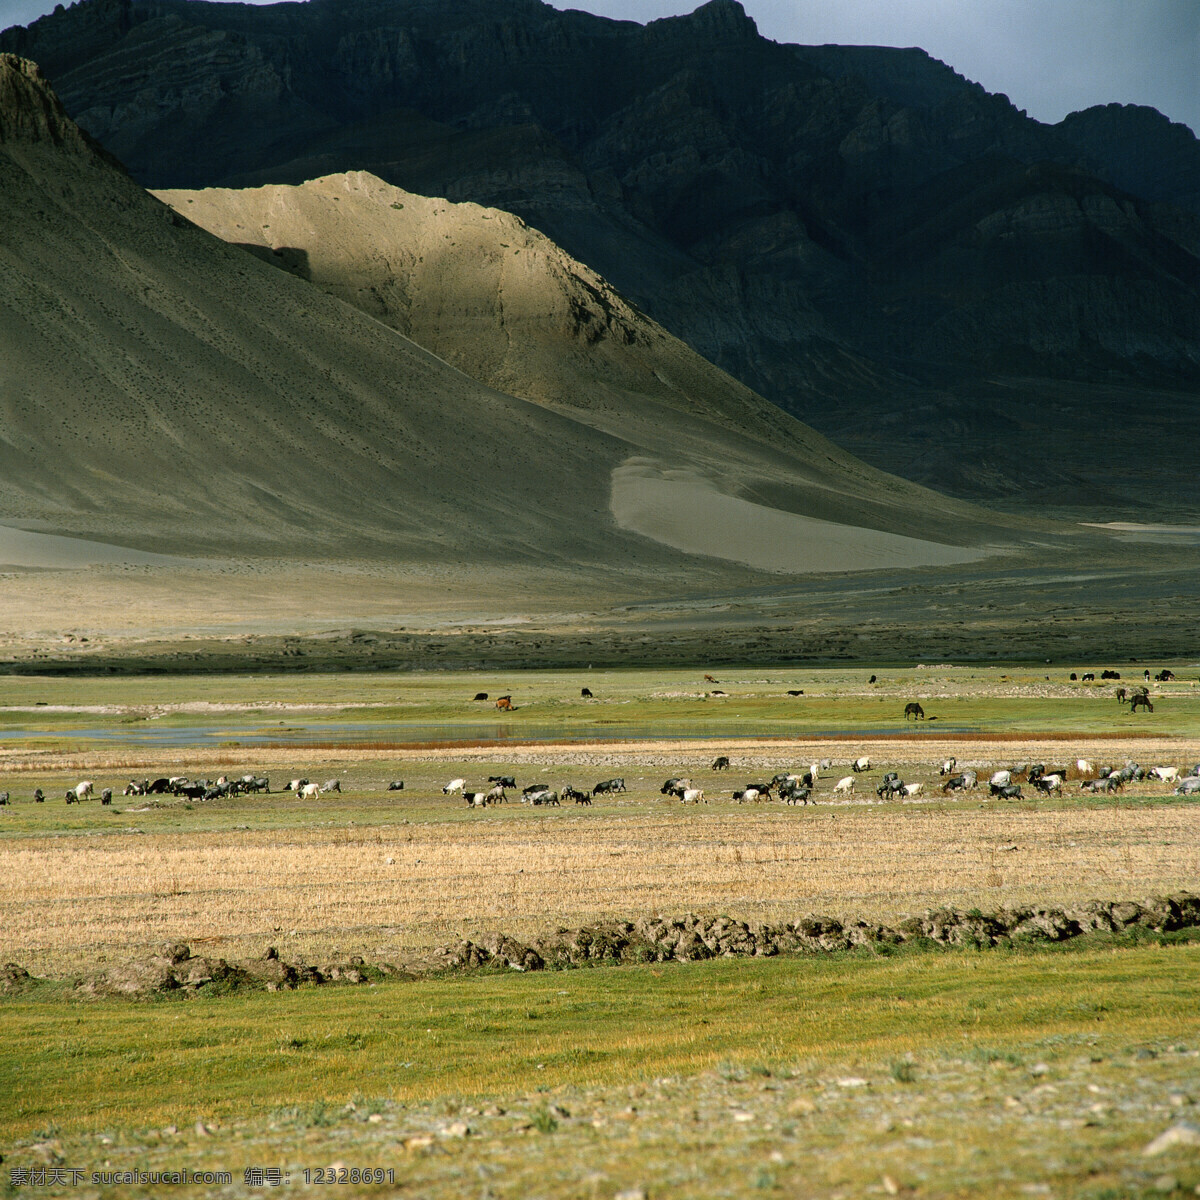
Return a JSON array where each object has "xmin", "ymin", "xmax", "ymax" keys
[
  {"xmin": 3, "ymin": 670, "xmax": 1193, "ymax": 817},
  {"xmin": 8, "ymin": 752, "xmax": 1200, "ymax": 816}
]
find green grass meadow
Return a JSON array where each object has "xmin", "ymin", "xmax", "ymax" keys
[{"xmin": 4, "ymin": 941, "xmax": 1197, "ymax": 1137}]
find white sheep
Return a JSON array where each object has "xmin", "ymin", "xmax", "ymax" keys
[
  {"xmin": 442, "ymin": 778, "xmax": 466, "ymax": 795},
  {"xmin": 834, "ymin": 776, "xmax": 855, "ymax": 794},
  {"xmin": 681, "ymin": 787, "xmax": 705, "ymax": 804}
]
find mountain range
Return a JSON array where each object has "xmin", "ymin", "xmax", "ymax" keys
[
  {"xmin": 4, "ymin": 0, "xmax": 1199, "ymax": 513},
  {"xmin": 3, "ymin": 49, "xmax": 1022, "ymax": 593}
]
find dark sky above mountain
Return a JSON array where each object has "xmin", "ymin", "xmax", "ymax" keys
[{"xmin": 3, "ymin": 0, "xmax": 1197, "ymax": 135}]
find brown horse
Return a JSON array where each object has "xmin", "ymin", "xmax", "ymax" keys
[
  {"xmin": 1130, "ymin": 693, "xmax": 1154, "ymax": 713},
  {"xmin": 904, "ymin": 702, "xmax": 925, "ymax": 720},
  {"xmin": 495, "ymin": 695, "xmax": 514, "ymax": 711}
]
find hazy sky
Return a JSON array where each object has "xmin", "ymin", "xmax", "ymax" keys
[{"xmin": 3, "ymin": 0, "xmax": 1196, "ymax": 134}]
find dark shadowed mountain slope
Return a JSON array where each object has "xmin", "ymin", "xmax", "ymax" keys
[
  {"xmin": 5, "ymin": 0, "xmax": 1199, "ymax": 514},
  {"xmin": 1058, "ymin": 104, "xmax": 1200, "ymax": 220},
  {"xmin": 2, "ymin": 52, "xmax": 1027, "ymax": 581}
]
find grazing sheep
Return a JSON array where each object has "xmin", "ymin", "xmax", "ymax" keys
[
  {"xmin": 681, "ymin": 787, "xmax": 705, "ymax": 804},
  {"xmin": 711, "ymin": 756, "xmax": 730, "ymax": 771},
  {"xmin": 33, "ymin": 788, "xmax": 44, "ymax": 803},
  {"xmin": 593, "ymin": 778, "xmax": 625, "ymax": 794},
  {"xmin": 321, "ymin": 779, "xmax": 342, "ymax": 793},
  {"xmin": 485, "ymin": 784, "xmax": 507, "ymax": 804},
  {"xmin": 902, "ymin": 782, "xmax": 923, "ymax": 797},
  {"xmin": 465, "ymin": 792, "xmax": 489, "ymax": 808},
  {"xmin": 783, "ymin": 785, "xmax": 811, "ymax": 805},
  {"xmin": 73, "ymin": 780, "xmax": 94, "ymax": 802},
  {"xmin": 1149, "ymin": 766, "xmax": 1179, "ymax": 783},
  {"xmin": 581, "ymin": 687, "xmax": 593, "ymax": 698},
  {"xmin": 1033, "ymin": 774, "xmax": 1064, "ymax": 795},
  {"xmin": 473, "ymin": 692, "xmax": 489, "ymax": 701},
  {"xmin": 734, "ymin": 787, "xmax": 762, "ymax": 804},
  {"xmin": 939, "ymin": 758, "xmax": 957, "ymax": 776},
  {"xmin": 996, "ymin": 783, "xmax": 1023, "ymax": 799},
  {"xmin": 101, "ymin": 788, "xmax": 112, "ymax": 805},
  {"xmin": 387, "ymin": 780, "xmax": 405, "ymax": 791},
  {"xmin": 298, "ymin": 783, "xmax": 321, "ymax": 800},
  {"xmin": 852, "ymin": 756, "xmax": 871, "ymax": 773},
  {"xmin": 442, "ymin": 778, "xmax": 466, "ymax": 795},
  {"xmin": 488, "ymin": 775, "xmax": 516, "ymax": 789},
  {"xmin": 563, "ymin": 786, "xmax": 591, "ymax": 805},
  {"xmin": 989, "ymin": 770, "xmax": 1012, "ymax": 791},
  {"xmin": 0, "ymin": 792, "xmax": 8, "ymax": 806},
  {"xmin": 1174, "ymin": 777, "xmax": 1200, "ymax": 795},
  {"xmin": 1076, "ymin": 759, "xmax": 1094, "ymax": 776},
  {"xmin": 833, "ymin": 776, "xmax": 855, "ymax": 795}
]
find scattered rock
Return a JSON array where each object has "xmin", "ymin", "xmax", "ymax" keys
[{"xmin": 1143, "ymin": 1122, "xmax": 1200, "ymax": 1156}]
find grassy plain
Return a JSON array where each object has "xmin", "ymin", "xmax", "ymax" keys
[
  {"xmin": 3, "ymin": 948, "xmax": 1200, "ymax": 1196},
  {"xmin": 1, "ymin": 665, "xmax": 1198, "ymax": 1196}
]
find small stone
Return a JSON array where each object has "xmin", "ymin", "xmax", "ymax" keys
[
  {"xmin": 1144, "ymin": 1123, "xmax": 1200, "ymax": 1156},
  {"xmin": 614, "ymin": 1190, "xmax": 647, "ymax": 1200},
  {"xmin": 404, "ymin": 1133, "xmax": 435, "ymax": 1151},
  {"xmin": 367, "ymin": 1114, "xmax": 383, "ymax": 1123},
  {"xmin": 836, "ymin": 1077, "xmax": 869, "ymax": 1088},
  {"xmin": 731, "ymin": 1110, "xmax": 754, "ymax": 1123}
]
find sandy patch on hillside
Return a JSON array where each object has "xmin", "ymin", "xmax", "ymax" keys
[
  {"xmin": 611, "ymin": 460, "xmax": 987, "ymax": 573},
  {"xmin": 0, "ymin": 524, "xmax": 189, "ymax": 569}
]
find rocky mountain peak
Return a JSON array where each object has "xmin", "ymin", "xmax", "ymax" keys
[
  {"xmin": 0, "ymin": 53, "xmax": 91, "ymax": 150},
  {"xmin": 650, "ymin": 0, "xmax": 758, "ymax": 40}
]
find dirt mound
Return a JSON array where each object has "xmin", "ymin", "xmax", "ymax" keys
[
  {"xmin": 437, "ymin": 892, "xmax": 1200, "ymax": 971},
  {"xmin": 70, "ymin": 942, "xmax": 404, "ymax": 998}
]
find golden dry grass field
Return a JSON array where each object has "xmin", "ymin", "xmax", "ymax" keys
[{"xmin": 1, "ymin": 716, "xmax": 1198, "ymax": 978}]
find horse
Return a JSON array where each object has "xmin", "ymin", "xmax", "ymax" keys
[{"xmin": 904, "ymin": 702, "xmax": 925, "ymax": 721}]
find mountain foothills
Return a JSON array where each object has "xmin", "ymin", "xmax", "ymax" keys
[
  {"xmin": 4, "ymin": 0, "xmax": 1200, "ymax": 512},
  {"xmin": 1, "ymin": 52, "xmax": 1024, "ymax": 592}
]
